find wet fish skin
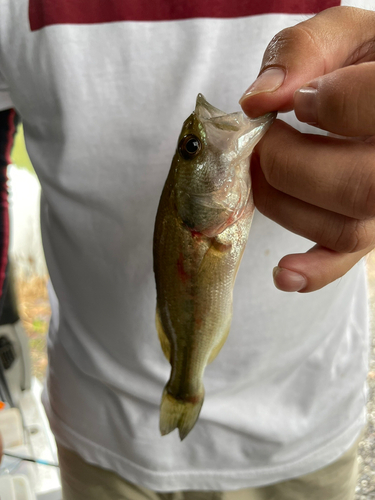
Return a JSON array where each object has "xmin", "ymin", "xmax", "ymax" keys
[{"xmin": 153, "ymin": 94, "xmax": 275, "ymax": 440}]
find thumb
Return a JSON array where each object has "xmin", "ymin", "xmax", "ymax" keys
[
  {"xmin": 273, "ymin": 244, "xmax": 370, "ymax": 293},
  {"xmin": 239, "ymin": 6, "xmax": 375, "ymax": 118}
]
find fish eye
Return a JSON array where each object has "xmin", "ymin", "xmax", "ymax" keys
[{"xmin": 178, "ymin": 135, "xmax": 201, "ymax": 159}]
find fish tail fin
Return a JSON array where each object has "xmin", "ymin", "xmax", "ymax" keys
[{"xmin": 159, "ymin": 388, "xmax": 204, "ymax": 441}]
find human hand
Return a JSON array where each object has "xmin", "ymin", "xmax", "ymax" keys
[{"xmin": 240, "ymin": 6, "xmax": 375, "ymax": 292}]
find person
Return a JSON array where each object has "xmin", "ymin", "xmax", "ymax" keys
[
  {"xmin": 0, "ymin": 1, "xmax": 374, "ymax": 499},
  {"xmin": 0, "ymin": 109, "xmax": 17, "ymax": 313},
  {"xmin": 0, "ymin": 108, "xmax": 18, "ymax": 466}
]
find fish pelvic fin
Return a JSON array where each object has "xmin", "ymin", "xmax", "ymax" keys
[
  {"xmin": 159, "ymin": 388, "xmax": 204, "ymax": 441},
  {"xmin": 156, "ymin": 308, "xmax": 171, "ymax": 361},
  {"xmin": 207, "ymin": 315, "xmax": 232, "ymax": 364}
]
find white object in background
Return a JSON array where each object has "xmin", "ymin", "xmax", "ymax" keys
[
  {"xmin": 13, "ymin": 475, "xmax": 36, "ymax": 500},
  {"xmin": 0, "ymin": 475, "xmax": 36, "ymax": 500},
  {"xmin": 18, "ymin": 379, "xmax": 62, "ymax": 500},
  {"xmin": 7, "ymin": 165, "xmax": 47, "ymax": 278},
  {"xmin": 1, "ymin": 320, "xmax": 32, "ymax": 408},
  {"xmin": 0, "ymin": 408, "xmax": 23, "ymax": 448},
  {"xmin": 0, "ymin": 475, "xmax": 15, "ymax": 500}
]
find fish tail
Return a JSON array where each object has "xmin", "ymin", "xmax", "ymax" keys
[{"xmin": 159, "ymin": 387, "xmax": 204, "ymax": 441}]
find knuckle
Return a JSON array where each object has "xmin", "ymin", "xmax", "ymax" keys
[
  {"xmin": 329, "ymin": 87, "xmax": 353, "ymax": 132},
  {"xmin": 342, "ymin": 152, "xmax": 375, "ymax": 219},
  {"xmin": 262, "ymin": 147, "xmax": 283, "ymax": 189},
  {"xmin": 362, "ymin": 161, "xmax": 375, "ymax": 218},
  {"xmin": 323, "ymin": 75, "xmax": 365, "ymax": 134},
  {"xmin": 331, "ymin": 219, "xmax": 375, "ymax": 253},
  {"xmin": 316, "ymin": 64, "xmax": 375, "ymax": 136},
  {"xmin": 254, "ymin": 190, "xmax": 269, "ymax": 217},
  {"xmin": 259, "ymin": 123, "xmax": 294, "ymax": 191},
  {"xmin": 263, "ymin": 25, "xmax": 321, "ymax": 67}
]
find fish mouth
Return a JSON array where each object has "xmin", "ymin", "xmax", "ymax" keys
[{"xmin": 196, "ymin": 93, "xmax": 277, "ymax": 132}]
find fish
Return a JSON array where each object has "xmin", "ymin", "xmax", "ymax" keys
[{"xmin": 153, "ymin": 94, "xmax": 275, "ymax": 440}]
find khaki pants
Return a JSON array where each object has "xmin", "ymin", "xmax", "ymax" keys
[{"xmin": 57, "ymin": 438, "xmax": 360, "ymax": 500}]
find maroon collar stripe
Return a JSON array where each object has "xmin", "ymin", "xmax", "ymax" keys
[{"xmin": 29, "ymin": 0, "xmax": 341, "ymax": 31}]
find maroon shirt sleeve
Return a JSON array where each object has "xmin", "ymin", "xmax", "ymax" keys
[{"xmin": 29, "ymin": 0, "xmax": 341, "ymax": 29}]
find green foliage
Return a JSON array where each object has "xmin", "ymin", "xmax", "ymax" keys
[
  {"xmin": 11, "ymin": 124, "xmax": 35, "ymax": 174},
  {"xmin": 31, "ymin": 319, "xmax": 47, "ymax": 334}
]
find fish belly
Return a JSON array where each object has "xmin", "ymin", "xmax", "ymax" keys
[{"xmin": 154, "ymin": 198, "xmax": 252, "ymax": 440}]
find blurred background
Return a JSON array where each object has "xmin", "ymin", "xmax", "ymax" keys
[{"xmin": 9, "ymin": 124, "xmax": 49, "ymax": 382}]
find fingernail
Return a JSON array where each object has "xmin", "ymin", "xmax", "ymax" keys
[
  {"xmin": 294, "ymin": 86, "xmax": 318, "ymax": 125},
  {"xmin": 240, "ymin": 67, "xmax": 286, "ymax": 102},
  {"xmin": 273, "ymin": 267, "xmax": 307, "ymax": 292}
]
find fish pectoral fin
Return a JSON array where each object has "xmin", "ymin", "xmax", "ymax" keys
[
  {"xmin": 197, "ymin": 236, "xmax": 232, "ymax": 277},
  {"xmin": 212, "ymin": 236, "xmax": 232, "ymax": 253},
  {"xmin": 156, "ymin": 308, "xmax": 171, "ymax": 362}
]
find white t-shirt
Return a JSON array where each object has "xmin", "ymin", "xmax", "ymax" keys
[{"xmin": 0, "ymin": 0, "xmax": 372, "ymax": 491}]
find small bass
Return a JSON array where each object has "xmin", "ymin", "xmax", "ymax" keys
[{"xmin": 153, "ymin": 94, "xmax": 275, "ymax": 440}]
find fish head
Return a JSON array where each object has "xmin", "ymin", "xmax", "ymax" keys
[{"xmin": 173, "ymin": 94, "xmax": 276, "ymax": 236}]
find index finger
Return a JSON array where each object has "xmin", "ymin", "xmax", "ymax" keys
[{"xmin": 240, "ymin": 6, "xmax": 375, "ymax": 117}]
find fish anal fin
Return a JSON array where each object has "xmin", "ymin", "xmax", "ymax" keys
[
  {"xmin": 156, "ymin": 308, "xmax": 171, "ymax": 362},
  {"xmin": 207, "ymin": 316, "xmax": 231, "ymax": 364}
]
